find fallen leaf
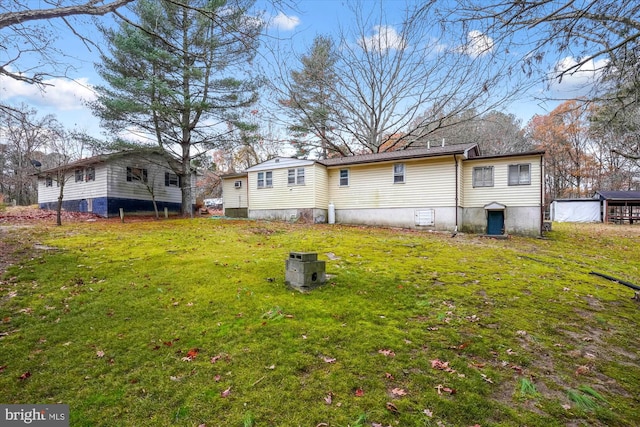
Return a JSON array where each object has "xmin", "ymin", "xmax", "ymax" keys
[
  {"xmin": 214, "ymin": 375, "xmax": 221, "ymax": 382},
  {"xmin": 506, "ymin": 348, "xmax": 517, "ymax": 355},
  {"xmin": 321, "ymin": 356, "xmax": 336, "ymax": 364},
  {"xmin": 163, "ymin": 341, "xmax": 173, "ymax": 347},
  {"xmin": 378, "ymin": 349, "xmax": 395, "ymax": 357},
  {"xmin": 18, "ymin": 371, "xmax": 31, "ymax": 381},
  {"xmin": 423, "ymin": 408, "xmax": 433, "ymax": 417},
  {"xmin": 187, "ymin": 348, "xmax": 199, "ymax": 359},
  {"xmin": 481, "ymin": 374, "xmax": 494, "ymax": 384},
  {"xmin": 355, "ymin": 388, "xmax": 364, "ymax": 397},
  {"xmin": 516, "ymin": 330, "xmax": 527, "ymax": 336},
  {"xmin": 324, "ymin": 392, "xmax": 333, "ymax": 405},
  {"xmin": 561, "ymin": 403, "xmax": 571, "ymax": 410},
  {"xmin": 435, "ymin": 384, "xmax": 456, "ymax": 395},
  {"xmin": 391, "ymin": 388, "xmax": 407, "ymax": 396},
  {"xmin": 96, "ymin": 350, "xmax": 105, "ymax": 358},
  {"xmin": 384, "ymin": 372, "xmax": 395, "ymax": 380},
  {"xmin": 431, "ymin": 359, "xmax": 456, "ymax": 373},
  {"xmin": 385, "ymin": 402, "xmax": 399, "ymax": 413},
  {"xmin": 221, "ymin": 386, "xmax": 231, "ymax": 398},
  {"xmin": 575, "ymin": 365, "xmax": 590, "ymax": 375}
]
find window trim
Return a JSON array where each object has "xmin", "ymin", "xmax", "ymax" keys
[
  {"xmin": 508, "ymin": 163, "xmax": 531, "ymax": 186},
  {"xmin": 127, "ymin": 166, "xmax": 148, "ymax": 183},
  {"xmin": 472, "ymin": 166, "xmax": 494, "ymax": 188},
  {"xmin": 393, "ymin": 163, "xmax": 405, "ymax": 184},
  {"xmin": 287, "ymin": 168, "xmax": 305, "ymax": 186},
  {"xmin": 165, "ymin": 171, "xmax": 179, "ymax": 187},
  {"xmin": 45, "ymin": 176, "xmax": 53, "ymax": 187},
  {"xmin": 339, "ymin": 169, "xmax": 349, "ymax": 187},
  {"xmin": 257, "ymin": 171, "xmax": 273, "ymax": 189},
  {"xmin": 85, "ymin": 166, "xmax": 95, "ymax": 182},
  {"xmin": 75, "ymin": 168, "xmax": 84, "ymax": 183}
]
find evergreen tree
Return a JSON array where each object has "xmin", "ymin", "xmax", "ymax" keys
[
  {"xmin": 91, "ymin": 0, "xmax": 262, "ymax": 215},
  {"xmin": 280, "ymin": 35, "xmax": 340, "ymax": 159}
]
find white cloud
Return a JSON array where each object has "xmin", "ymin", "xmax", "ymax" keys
[
  {"xmin": 549, "ymin": 56, "xmax": 608, "ymax": 95},
  {"xmin": 457, "ymin": 30, "xmax": 494, "ymax": 58},
  {"xmin": 359, "ymin": 25, "xmax": 406, "ymax": 52},
  {"xmin": 270, "ymin": 12, "xmax": 300, "ymax": 31},
  {"xmin": 0, "ymin": 75, "xmax": 97, "ymax": 111}
]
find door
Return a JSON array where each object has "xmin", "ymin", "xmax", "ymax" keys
[{"xmin": 487, "ymin": 210, "xmax": 504, "ymax": 235}]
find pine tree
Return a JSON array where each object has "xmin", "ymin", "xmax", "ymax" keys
[{"xmin": 91, "ymin": 0, "xmax": 262, "ymax": 215}]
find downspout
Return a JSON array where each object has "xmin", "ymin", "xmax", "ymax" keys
[
  {"xmin": 540, "ymin": 155, "xmax": 544, "ymax": 235},
  {"xmin": 454, "ymin": 154, "xmax": 459, "ymax": 231}
]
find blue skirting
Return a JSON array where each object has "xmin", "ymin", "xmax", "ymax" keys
[{"xmin": 39, "ymin": 197, "xmax": 182, "ymax": 218}]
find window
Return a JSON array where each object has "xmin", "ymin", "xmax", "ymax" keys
[
  {"xmin": 257, "ymin": 171, "xmax": 272, "ymax": 188},
  {"xmin": 473, "ymin": 166, "xmax": 494, "ymax": 187},
  {"xmin": 127, "ymin": 166, "xmax": 148, "ymax": 183},
  {"xmin": 85, "ymin": 166, "xmax": 95, "ymax": 182},
  {"xmin": 288, "ymin": 168, "xmax": 305, "ymax": 185},
  {"xmin": 75, "ymin": 169, "xmax": 84, "ymax": 182},
  {"xmin": 165, "ymin": 172, "xmax": 179, "ymax": 187},
  {"xmin": 45, "ymin": 176, "xmax": 53, "ymax": 187},
  {"xmin": 339, "ymin": 169, "xmax": 349, "ymax": 186},
  {"xmin": 508, "ymin": 164, "xmax": 531, "ymax": 185},
  {"xmin": 393, "ymin": 163, "xmax": 405, "ymax": 183}
]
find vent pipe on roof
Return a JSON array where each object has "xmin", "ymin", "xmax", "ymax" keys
[
  {"xmin": 427, "ymin": 140, "xmax": 430, "ymax": 149},
  {"xmin": 442, "ymin": 138, "xmax": 445, "ymax": 147}
]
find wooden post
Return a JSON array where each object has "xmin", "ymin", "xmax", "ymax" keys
[
  {"xmin": 164, "ymin": 207, "xmax": 168, "ymax": 219},
  {"xmin": 119, "ymin": 208, "xmax": 124, "ymax": 223}
]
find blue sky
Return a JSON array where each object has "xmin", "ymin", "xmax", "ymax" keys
[{"xmin": 0, "ymin": 0, "xmax": 603, "ymax": 141}]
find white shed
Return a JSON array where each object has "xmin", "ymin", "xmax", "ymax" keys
[{"xmin": 550, "ymin": 199, "xmax": 601, "ymax": 222}]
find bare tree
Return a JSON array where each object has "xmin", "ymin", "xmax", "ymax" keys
[
  {"xmin": 272, "ymin": 1, "xmax": 522, "ymax": 156},
  {"xmin": 0, "ymin": 104, "xmax": 59, "ymax": 205},
  {"xmin": 0, "ymin": 0, "xmax": 133, "ymax": 93},
  {"xmin": 449, "ymin": 1, "xmax": 640, "ymax": 101}
]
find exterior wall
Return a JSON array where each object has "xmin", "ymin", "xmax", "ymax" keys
[
  {"xmin": 246, "ymin": 162, "xmax": 328, "ymax": 222},
  {"xmin": 461, "ymin": 154, "xmax": 544, "ymax": 236},
  {"xmin": 326, "ymin": 157, "xmax": 458, "ymax": 230},
  {"xmin": 249, "ymin": 208, "xmax": 327, "ymax": 223},
  {"xmin": 461, "ymin": 155, "xmax": 543, "ymax": 207},
  {"xmin": 38, "ymin": 152, "xmax": 185, "ymax": 218},
  {"xmin": 222, "ymin": 176, "xmax": 248, "ymax": 209},
  {"xmin": 461, "ymin": 206, "xmax": 542, "ymax": 237},
  {"xmin": 106, "ymin": 154, "xmax": 182, "ymax": 204},
  {"xmin": 336, "ymin": 207, "xmax": 457, "ymax": 230}
]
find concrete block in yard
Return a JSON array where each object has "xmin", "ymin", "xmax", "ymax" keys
[{"xmin": 285, "ymin": 252, "xmax": 326, "ymax": 292}]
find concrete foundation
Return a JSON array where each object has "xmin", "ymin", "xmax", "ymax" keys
[
  {"xmin": 334, "ymin": 207, "xmax": 457, "ymax": 231},
  {"xmin": 460, "ymin": 206, "xmax": 542, "ymax": 237},
  {"xmin": 249, "ymin": 208, "xmax": 327, "ymax": 224}
]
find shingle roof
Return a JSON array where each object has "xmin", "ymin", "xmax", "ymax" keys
[{"xmin": 316, "ymin": 143, "xmax": 479, "ymax": 167}]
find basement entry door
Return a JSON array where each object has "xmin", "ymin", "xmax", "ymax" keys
[{"xmin": 487, "ymin": 210, "xmax": 504, "ymax": 235}]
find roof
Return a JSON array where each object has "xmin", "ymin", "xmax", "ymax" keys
[
  {"xmin": 317, "ymin": 143, "xmax": 480, "ymax": 167},
  {"xmin": 467, "ymin": 150, "xmax": 546, "ymax": 161},
  {"xmin": 594, "ymin": 191, "xmax": 640, "ymax": 200},
  {"xmin": 221, "ymin": 172, "xmax": 248, "ymax": 179},
  {"xmin": 38, "ymin": 149, "xmax": 177, "ymax": 175}
]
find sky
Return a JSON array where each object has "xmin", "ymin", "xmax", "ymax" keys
[{"xmin": 0, "ymin": 0, "xmax": 605, "ymax": 144}]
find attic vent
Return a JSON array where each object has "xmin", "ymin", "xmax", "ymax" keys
[
  {"xmin": 275, "ymin": 158, "xmax": 280, "ymax": 163},
  {"xmin": 415, "ymin": 209, "xmax": 435, "ymax": 226},
  {"xmin": 234, "ymin": 180, "xmax": 242, "ymax": 189}
]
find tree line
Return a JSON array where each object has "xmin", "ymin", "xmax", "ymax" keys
[{"xmin": 1, "ymin": 0, "xmax": 638, "ymax": 215}]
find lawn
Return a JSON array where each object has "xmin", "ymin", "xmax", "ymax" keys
[{"xmin": 1, "ymin": 218, "xmax": 639, "ymax": 426}]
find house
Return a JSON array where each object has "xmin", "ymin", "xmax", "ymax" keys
[
  {"xmin": 222, "ymin": 143, "xmax": 546, "ymax": 236},
  {"xmin": 37, "ymin": 150, "xmax": 194, "ymax": 218}
]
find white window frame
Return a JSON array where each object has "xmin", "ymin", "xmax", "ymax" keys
[
  {"xmin": 508, "ymin": 163, "xmax": 531, "ymax": 186},
  {"xmin": 257, "ymin": 171, "xmax": 273, "ymax": 188},
  {"xmin": 339, "ymin": 169, "xmax": 349, "ymax": 186},
  {"xmin": 287, "ymin": 168, "xmax": 305, "ymax": 185},
  {"xmin": 473, "ymin": 166, "xmax": 494, "ymax": 187},
  {"xmin": 393, "ymin": 163, "xmax": 405, "ymax": 184}
]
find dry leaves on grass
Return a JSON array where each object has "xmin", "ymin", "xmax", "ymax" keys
[{"xmin": 378, "ymin": 349, "xmax": 395, "ymax": 357}]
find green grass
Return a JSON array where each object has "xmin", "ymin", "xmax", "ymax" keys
[{"xmin": 1, "ymin": 220, "xmax": 639, "ymax": 426}]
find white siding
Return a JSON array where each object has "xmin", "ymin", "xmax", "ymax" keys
[
  {"xmin": 38, "ymin": 164, "xmax": 109, "ymax": 204},
  {"xmin": 248, "ymin": 163, "xmax": 326, "ymax": 210},
  {"xmin": 222, "ymin": 176, "xmax": 248, "ymax": 208},
  {"xmin": 462, "ymin": 155, "xmax": 543, "ymax": 207},
  {"xmin": 327, "ymin": 157, "xmax": 458, "ymax": 209},
  {"xmin": 106, "ymin": 154, "xmax": 182, "ymax": 203}
]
